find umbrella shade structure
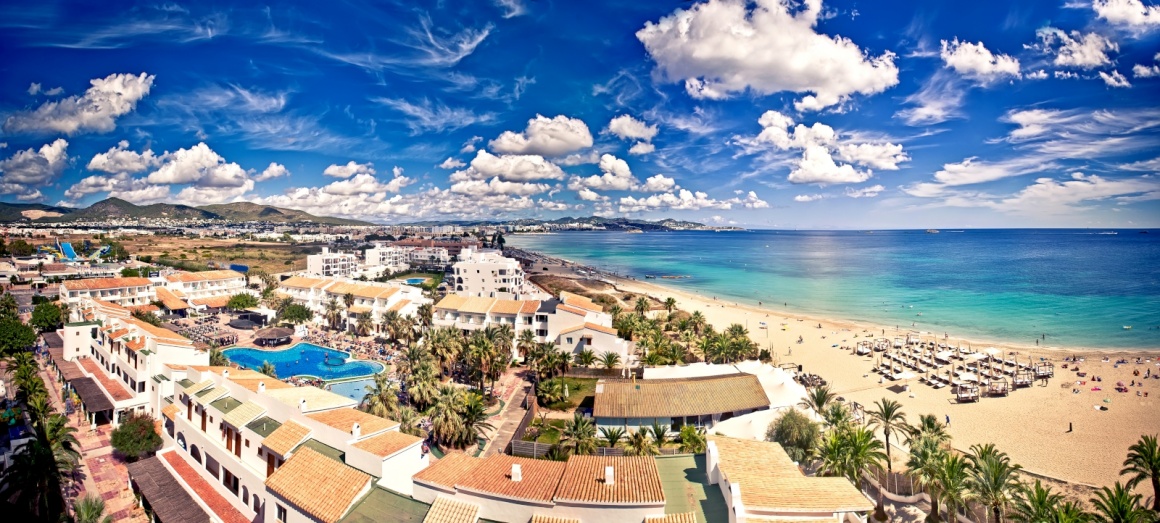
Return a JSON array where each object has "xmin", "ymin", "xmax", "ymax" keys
[
  {"xmin": 228, "ymin": 319, "xmax": 258, "ymax": 330},
  {"xmin": 983, "ymin": 347, "xmax": 1003, "ymax": 357},
  {"xmin": 254, "ymin": 327, "xmax": 294, "ymax": 346},
  {"xmin": 963, "ymin": 353, "xmax": 987, "ymax": 362},
  {"xmin": 959, "ymin": 372, "xmax": 978, "ymax": 382},
  {"xmin": 895, "ymin": 370, "xmax": 918, "ymax": 381}
]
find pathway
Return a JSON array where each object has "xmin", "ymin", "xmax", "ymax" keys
[{"xmin": 481, "ymin": 373, "xmax": 530, "ymax": 457}]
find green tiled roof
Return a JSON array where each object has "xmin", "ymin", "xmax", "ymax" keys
[
  {"xmin": 299, "ymin": 439, "xmax": 345, "ymax": 463},
  {"xmin": 245, "ymin": 416, "xmax": 282, "ymax": 438},
  {"xmin": 210, "ymin": 397, "xmax": 243, "ymax": 415}
]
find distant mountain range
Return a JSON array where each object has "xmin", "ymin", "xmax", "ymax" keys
[
  {"xmin": 0, "ymin": 198, "xmax": 372, "ymax": 226},
  {"xmin": 405, "ymin": 216, "xmax": 712, "ymax": 230}
]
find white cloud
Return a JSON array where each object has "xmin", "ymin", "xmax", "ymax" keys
[
  {"xmin": 555, "ymin": 151, "xmax": 602, "ymax": 166},
  {"xmin": 27, "ymin": 83, "xmax": 40, "ymax": 96},
  {"xmin": 1119, "ymin": 156, "xmax": 1160, "ymax": 171},
  {"xmin": 495, "ymin": 0, "xmax": 527, "ymax": 19},
  {"xmin": 87, "ymin": 140, "xmax": 159, "ymax": 173},
  {"xmin": 489, "ymin": 114, "xmax": 593, "ymax": 156},
  {"xmin": 636, "ymin": 0, "xmax": 898, "ymax": 110},
  {"xmin": 439, "ymin": 157, "xmax": 466, "ymax": 169},
  {"xmin": 568, "ymin": 154, "xmax": 640, "ymax": 191},
  {"xmin": 450, "ymin": 150, "xmax": 565, "ymax": 182},
  {"xmin": 1055, "ymin": 70, "xmax": 1080, "ymax": 79},
  {"xmin": 1093, "ymin": 0, "xmax": 1160, "ymax": 31},
  {"xmin": 460, "ymin": 136, "xmax": 482, "ymax": 154},
  {"xmin": 836, "ymin": 143, "xmax": 908, "ymax": 170},
  {"xmin": 449, "ymin": 177, "xmax": 551, "ymax": 197},
  {"xmin": 904, "ymin": 156, "xmax": 1056, "ymax": 197},
  {"xmin": 175, "ymin": 179, "xmax": 255, "ymax": 205},
  {"xmin": 1133, "ymin": 63, "xmax": 1160, "ymax": 77},
  {"xmin": 1033, "ymin": 28, "xmax": 1117, "ymax": 69},
  {"xmin": 994, "ymin": 173, "xmax": 1160, "ymax": 214},
  {"xmin": 375, "ymin": 97, "xmax": 496, "ymax": 134},
  {"xmin": 1003, "ymin": 109, "xmax": 1083, "ymax": 141},
  {"xmin": 63, "ymin": 172, "xmax": 170, "ymax": 205},
  {"xmin": 607, "ymin": 115, "xmax": 659, "ymax": 141},
  {"xmin": 253, "ymin": 184, "xmax": 539, "ymax": 223},
  {"xmin": 392, "ymin": 166, "xmax": 404, "ymax": 178},
  {"xmin": 940, "ymin": 38, "xmax": 1021, "ymax": 82},
  {"xmin": 794, "ymin": 193, "xmax": 827, "ymax": 202},
  {"xmin": 742, "ymin": 110, "xmax": 907, "ymax": 184},
  {"xmin": 1099, "ymin": 69, "xmax": 1132, "ymax": 87},
  {"xmin": 1026, "ymin": 70, "xmax": 1048, "ymax": 79},
  {"xmin": 895, "ymin": 71, "xmax": 964, "ymax": 126},
  {"xmin": 145, "ymin": 142, "xmax": 249, "ymax": 188},
  {"xmin": 323, "ymin": 161, "xmax": 375, "ymax": 178},
  {"xmin": 576, "ymin": 188, "xmax": 605, "ymax": 201},
  {"xmin": 0, "ymin": 139, "xmax": 69, "ymax": 200},
  {"xmin": 537, "ymin": 199, "xmax": 570, "ymax": 211},
  {"xmin": 628, "ymin": 142, "xmax": 656, "ymax": 155},
  {"xmin": 3, "ymin": 73, "xmax": 154, "ymax": 135},
  {"xmin": 322, "ymin": 172, "xmax": 412, "ymax": 195},
  {"xmin": 789, "ymin": 145, "xmax": 872, "ymax": 184},
  {"xmin": 845, "ymin": 184, "xmax": 885, "ymax": 198},
  {"xmin": 619, "ymin": 189, "xmax": 768, "ymax": 212},
  {"xmin": 254, "ymin": 162, "xmax": 290, "ymax": 182},
  {"xmin": 641, "ymin": 174, "xmax": 677, "ymax": 192}
]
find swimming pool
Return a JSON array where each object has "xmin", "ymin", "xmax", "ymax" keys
[
  {"xmin": 405, "ymin": 277, "xmax": 427, "ymax": 285},
  {"xmin": 223, "ymin": 343, "xmax": 384, "ymax": 381},
  {"xmin": 328, "ymin": 378, "xmax": 374, "ymax": 402}
]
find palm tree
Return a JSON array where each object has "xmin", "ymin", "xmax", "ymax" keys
[
  {"xmin": 937, "ymin": 454, "xmax": 972, "ymax": 522},
  {"xmin": 844, "ymin": 426, "xmax": 887, "ymax": 488},
  {"xmin": 209, "ymin": 347, "xmax": 229, "ymax": 366},
  {"xmin": 1120, "ymin": 434, "xmax": 1160, "ymax": 511},
  {"xmin": 649, "ymin": 422, "xmax": 670, "ymax": 449},
  {"xmin": 625, "ymin": 429, "xmax": 658, "ymax": 456},
  {"xmin": 561, "ymin": 413, "xmax": 597, "ymax": 456},
  {"xmin": 73, "ymin": 493, "xmax": 113, "ymax": 523},
  {"xmin": 381, "ymin": 310, "xmax": 402, "ymax": 339},
  {"xmin": 678, "ymin": 425, "xmax": 707, "ymax": 454},
  {"xmin": 342, "ymin": 292, "xmax": 355, "ymax": 310},
  {"xmin": 575, "ymin": 348, "xmax": 596, "ymax": 368},
  {"xmin": 868, "ymin": 398, "xmax": 907, "ymax": 476},
  {"xmin": 969, "ymin": 452, "xmax": 1023, "ymax": 523},
  {"xmin": 1090, "ymin": 482, "xmax": 1152, "ymax": 523},
  {"xmin": 906, "ymin": 413, "xmax": 951, "ymax": 448},
  {"xmin": 416, "ymin": 303, "xmax": 434, "ymax": 332},
  {"xmin": 1010, "ymin": 480, "xmax": 1064, "ymax": 523},
  {"xmin": 361, "ymin": 372, "xmax": 399, "ymax": 419},
  {"xmin": 460, "ymin": 393, "xmax": 496, "ymax": 448},
  {"xmin": 259, "ymin": 361, "xmax": 277, "ymax": 378},
  {"xmin": 600, "ymin": 427, "xmax": 625, "ymax": 448},
  {"xmin": 599, "ymin": 351, "xmax": 621, "ymax": 370},
  {"xmin": 800, "ymin": 385, "xmax": 837, "ymax": 416},
  {"xmin": 517, "ymin": 329, "xmax": 538, "ymax": 363},
  {"xmin": 395, "ymin": 406, "xmax": 422, "ymax": 437},
  {"xmin": 429, "ymin": 327, "xmax": 463, "ymax": 379},
  {"xmin": 634, "ymin": 296, "xmax": 650, "ymax": 316},
  {"xmin": 907, "ymin": 437, "xmax": 949, "ymax": 522},
  {"xmin": 609, "ymin": 304, "xmax": 623, "ymax": 323},
  {"xmin": 663, "ymin": 297, "xmax": 677, "ymax": 313},
  {"xmin": 1053, "ymin": 501, "xmax": 1092, "ymax": 523},
  {"xmin": 430, "ymin": 385, "xmax": 466, "ymax": 446},
  {"xmin": 354, "ymin": 312, "xmax": 373, "ymax": 336},
  {"xmin": 324, "ymin": 296, "xmax": 343, "ymax": 330}
]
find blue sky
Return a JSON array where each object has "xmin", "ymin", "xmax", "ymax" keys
[{"xmin": 0, "ymin": 0, "xmax": 1158, "ymax": 228}]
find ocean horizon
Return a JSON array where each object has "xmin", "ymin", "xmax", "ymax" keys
[{"xmin": 507, "ymin": 229, "xmax": 1160, "ymax": 350}]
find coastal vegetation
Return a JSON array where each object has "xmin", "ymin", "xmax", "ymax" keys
[{"xmin": 110, "ymin": 412, "xmax": 163, "ymax": 462}]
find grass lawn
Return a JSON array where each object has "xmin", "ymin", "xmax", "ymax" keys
[
  {"xmin": 524, "ymin": 418, "xmax": 567, "ymax": 444},
  {"xmin": 543, "ymin": 377, "xmax": 598, "ymax": 411}
]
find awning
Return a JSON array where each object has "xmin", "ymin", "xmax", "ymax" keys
[
  {"xmin": 254, "ymin": 327, "xmax": 294, "ymax": 340},
  {"xmin": 70, "ymin": 378, "xmax": 115, "ymax": 412},
  {"xmin": 57, "ymin": 360, "xmax": 86, "ymax": 381},
  {"xmin": 42, "ymin": 332, "xmax": 64, "ymax": 349},
  {"xmin": 125, "ymin": 455, "xmax": 211, "ymax": 523}
]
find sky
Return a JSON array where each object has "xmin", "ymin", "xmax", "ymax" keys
[{"xmin": 0, "ymin": 0, "xmax": 1158, "ymax": 228}]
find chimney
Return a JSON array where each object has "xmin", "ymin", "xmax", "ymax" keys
[
  {"xmin": 510, "ymin": 464, "xmax": 522, "ymax": 482},
  {"xmin": 222, "ymin": 369, "xmax": 229, "ymax": 379},
  {"xmin": 352, "ymin": 422, "xmax": 361, "ymax": 439},
  {"xmin": 298, "ymin": 398, "xmax": 307, "ymax": 412},
  {"xmin": 605, "ymin": 466, "xmax": 615, "ymax": 486},
  {"xmin": 258, "ymin": 381, "xmax": 266, "ymax": 393}
]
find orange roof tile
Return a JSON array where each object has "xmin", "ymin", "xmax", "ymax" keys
[
  {"xmin": 413, "ymin": 453, "xmax": 483, "ymax": 490},
  {"xmin": 162, "ymin": 451, "xmax": 250, "ymax": 523},
  {"xmin": 458, "ymin": 297, "xmax": 496, "ymax": 315},
  {"xmin": 435, "ymin": 294, "xmax": 468, "ymax": 310},
  {"xmin": 164, "ymin": 270, "xmax": 244, "ymax": 283},
  {"xmin": 456, "ymin": 454, "xmax": 566, "ymax": 503},
  {"xmin": 558, "ymin": 323, "xmax": 619, "ymax": 337},
  {"xmin": 230, "ymin": 377, "xmax": 294, "ymax": 393},
  {"xmin": 307, "ymin": 408, "xmax": 399, "ymax": 435},
  {"xmin": 263, "ymin": 420, "xmax": 312, "ymax": 456},
  {"xmin": 352, "ymin": 430, "xmax": 422, "ymax": 458},
  {"xmin": 645, "ymin": 513, "xmax": 697, "ymax": 523},
  {"xmin": 530, "ymin": 516, "xmax": 580, "ymax": 523},
  {"xmin": 281, "ymin": 276, "xmax": 329, "ymax": 289},
  {"xmin": 348, "ymin": 305, "xmax": 373, "ymax": 314},
  {"xmin": 520, "ymin": 300, "xmax": 541, "ymax": 315},
  {"xmin": 559, "ymin": 291, "xmax": 603, "ymax": 312},
  {"xmin": 124, "ymin": 317, "xmax": 189, "ymax": 343},
  {"xmin": 155, "ymin": 287, "xmax": 189, "ymax": 310},
  {"xmin": 555, "ymin": 304, "xmax": 587, "ymax": 316},
  {"xmin": 191, "ymin": 295, "xmax": 231, "ymax": 308},
  {"xmin": 554, "ymin": 455, "xmax": 665, "ymax": 504},
  {"xmin": 489, "ymin": 299, "xmax": 524, "ymax": 315},
  {"xmin": 387, "ymin": 299, "xmax": 410, "ymax": 312},
  {"xmin": 62, "ymin": 277, "xmax": 152, "ymax": 291},
  {"xmin": 78, "ymin": 357, "xmax": 134, "ymax": 401},
  {"xmin": 422, "ymin": 496, "xmax": 480, "ymax": 523},
  {"xmin": 594, "ymin": 374, "xmax": 769, "ymax": 419},
  {"xmin": 265, "ymin": 447, "xmax": 370, "ymax": 523},
  {"xmin": 161, "ymin": 403, "xmax": 181, "ymax": 421},
  {"xmin": 107, "ymin": 328, "xmax": 130, "ymax": 340},
  {"xmin": 125, "ymin": 338, "xmax": 146, "ymax": 351},
  {"xmin": 711, "ymin": 437, "xmax": 874, "ymax": 513},
  {"xmin": 94, "ymin": 300, "xmax": 131, "ymax": 314}
]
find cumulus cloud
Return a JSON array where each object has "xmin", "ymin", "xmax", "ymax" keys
[
  {"xmin": 449, "ymin": 150, "xmax": 565, "ymax": 182},
  {"xmin": 254, "ymin": 162, "xmax": 290, "ymax": 182},
  {"xmin": 628, "ymin": 142, "xmax": 656, "ymax": 155},
  {"xmin": 489, "ymin": 114, "xmax": 593, "ymax": 156},
  {"xmin": 322, "ymin": 172, "xmax": 413, "ymax": 195},
  {"xmin": 641, "ymin": 174, "xmax": 677, "ymax": 192},
  {"xmin": 64, "ymin": 172, "xmax": 170, "ymax": 205},
  {"xmin": 28, "ymin": 83, "xmax": 63, "ymax": 96},
  {"xmin": 636, "ymin": 0, "xmax": 898, "ymax": 110},
  {"xmin": 1093, "ymin": 0, "xmax": 1160, "ymax": 31},
  {"xmin": 836, "ymin": 143, "xmax": 909, "ymax": 170},
  {"xmin": 0, "ymin": 139, "xmax": 69, "ymax": 201},
  {"xmin": 607, "ymin": 115, "xmax": 659, "ymax": 141},
  {"xmin": 460, "ymin": 136, "xmax": 482, "ymax": 154},
  {"xmin": 555, "ymin": 151, "xmax": 602, "ymax": 166},
  {"xmin": 323, "ymin": 161, "xmax": 375, "ymax": 178},
  {"xmin": 993, "ymin": 172, "xmax": 1160, "ymax": 214},
  {"xmin": 940, "ymin": 38, "xmax": 1021, "ymax": 82},
  {"xmin": 537, "ymin": 199, "xmax": 570, "ymax": 211},
  {"xmin": 619, "ymin": 189, "xmax": 768, "ymax": 212},
  {"xmin": 253, "ymin": 184, "xmax": 539, "ymax": 222},
  {"xmin": 175, "ymin": 179, "xmax": 255, "ymax": 205},
  {"xmin": 439, "ymin": 157, "xmax": 466, "ymax": 169},
  {"xmin": 794, "ymin": 194, "xmax": 826, "ymax": 202},
  {"xmin": 845, "ymin": 184, "xmax": 885, "ymax": 198},
  {"xmin": 1134, "ymin": 62, "xmax": 1160, "ymax": 77},
  {"xmin": 789, "ymin": 146, "xmax": 872, "ymax": 184},
  {"xmin": 1032, "ymin": 28, "xmax": 1117, "ymax": 69},
  {"xmin": 145, "ymin": 143, "xmax": 248, "ymax": 187},
  {"xmin": 568, "ymin": 154, "xmax": 639, "ymax": 191},
  {"xmin": 1026, "ymin": 70, "xmax": 1049, "ymax": 80},
  {"xmin": 576, "ymin": 188, "xmax": 605, "ymax": 201},
  {"xmin": 3, "ymin": 73, "xmax": 154, "ymax": 135},
  {"xmin": 87, "ymin": 140, "xmax": 159, "ymax": 173},
  {"xmin": 1099, "ymin": 69, "xmax": 1132, "ymax": 87},
  {"xmin": 450, "ymin": 177, "xmax": 550, "ymax": 197}
]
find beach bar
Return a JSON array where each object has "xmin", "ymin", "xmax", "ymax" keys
[{"xmin": 593, "ymin": 374, "xmax": 770, "ymax": 433}]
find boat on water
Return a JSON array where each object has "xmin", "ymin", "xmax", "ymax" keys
[
  {"xmin": 1124, "ymin": 326, "xmax": 1132, "ymax": 330},
  {"xmin": 926, "ymin": 229, "xmax": 940, "ymax": 234}
]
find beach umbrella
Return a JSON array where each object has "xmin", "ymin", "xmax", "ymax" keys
[
  {"xmin": 960, "ymin": 372, "xmax": 977, "ymax": 382},
  {"xmin": 983, "ymin": 347, "xmax": 1003, "ymax": 358}
]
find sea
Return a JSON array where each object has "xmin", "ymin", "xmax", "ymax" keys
[{"xmin": 506, "ymin": 229, "xmax": 1160, "ymax": 350}]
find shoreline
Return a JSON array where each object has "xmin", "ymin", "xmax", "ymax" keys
[{"xmin": 508, "ymin": 246, "xmax": 1157, "ymax": 354}]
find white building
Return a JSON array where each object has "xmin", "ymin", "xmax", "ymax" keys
[
  {"xmin": 406, "ymin": 246, "xmax": 450, "ymax": 266},
  {"xmin": 451, "ymin": 247, "xmax": 535, "ymax": 300},
  {"xmin": 363, "ymin": 245, "xmax": 410, "ymax": 274},
  {"xmin": 279, "ymin": 276, "xmax": 431, "ymax": 331},
  {"xmin": 59, "ymin": 277, "xmax": 156, "ymax": 308},
  {"xmin": 164, "ymin": 269, "xmax": 249, "ymax": 310},
  {"xmin": 306, "ymin": 247, "xmax": 359, "ymax": 278}
]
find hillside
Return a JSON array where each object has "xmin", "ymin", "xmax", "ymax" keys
[
  {"xmin": 197, "ymin": 202, "xmax": 372, "ymax": 226},
  {"xmin": 0, "ymin": 198, "xmax": 372, "ymax": 225},
  {"xmin": 0, "ymin": 202, "xmax": 74, "ymax": 222},
  {"xmin": 45, "ymin": 198, "xmax": 219, "ymax": 222}
]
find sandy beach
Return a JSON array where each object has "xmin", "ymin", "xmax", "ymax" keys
[{"xmin": 523, "ymin": 251, "xmax": 1159, "ymax": 496}]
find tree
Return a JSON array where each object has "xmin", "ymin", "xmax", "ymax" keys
[
  {"xmin": 30, "ymin": 302, "xmax": 62, "ymax": 332},
  {"xmin": 1121, "ymin": 434, "xmax": 1160, "ymax": 511},
  {"xmin": 650, "ymin": 422, "xmax": 670, "ymax": 449},
  {"xmin": 324, "ymin": 296, "xmax": 343, "ymax": 330},
  {"xmin": 430, "ymin": 386, "xmax": 466, "ymax": 447},
  {"xmin": 226, "ymin": 293, "xmax": 259, "ymax": 311},
  {"xmin": 1090, "ymin": 482, "xmax": 1152, "ymax": 523},
  {"xmin": 354, "ymin": 312, "xmax": 374, "ymax": 336},
  {"xmin": 73, "ymin": 493, "xmax": 114, "ymax": 523},
  {"xmin": 209, "ymin": 347, "xmax": 230, "ymax": 366},
  {"xmin": 1011, "ymin": 480, "xmax": 1064, "ymax": 523},
  {"xmin": 361, "ymin": 372, "xmax": 399, "ymax": 419},
  {"xmin": 600, "ymin": 427, "xmax": 625, "ymax": 449},
  {"xmin": 679, "ymin": 425, "xmax": 707, "ymax": 454},
  {"xmin": 599, "ymin": 351, "xmax": 621, "ymax": 370},
  {"xmin": 625, "ymin": 429, "xmax": 658, "ymax": 456},
  {"xmin": 906, "ymin": 413, "xmax": 951, "ymax": 448},
  {"xmin": 279, "ymin": 303, "xmax": 313, "ymax": 325},
  {"xmin": 868, "ymin": 398, "xmax": 907, "ymax": 476},
  {"xmin": 575, "ymin": 348, "xmax": 596, "ymax": 368},
  {"xmin": 663, "ymin": 297, "xmax": 677, "ymax": 313},
  {"xmin": 259, "ymin": 361, "xmax": 277, "ymax": 378},
  {"xmin": 936, "ymin": 454, "xmax": 972, "ymax": 521},
  {"xmin": 968, "ymin": 449, "xmax": 1023, "ymax": 523},
  {"xmin": 635, "ymin": 296, "xmax": 650, "ymax": 316},
  {"xmin": 0, "ymin": 317, "xmax": 37, "ymax": 357},
  {"xmin": 766, "ymin": 408, "xmax": 820, "ymax": 463},
  {"xmin": 131, "ymin": 309, "xmax": 162, "ymax": 327},
  {"xmin": 907, "ymin": 437, "xmax": 949, "ymax": 522},
  {"xmin": 561, "ymin": 413, "xmax": 597, "ymax": 456},
  {"xmin": 110, "ymin": 412, "xmax": 162, "ymax": 461},
  {"xmin": 0, "ymin": 293, "xmax": 18, "ymax": 319}
]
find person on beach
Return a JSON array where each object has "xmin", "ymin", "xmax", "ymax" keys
[{"xmin": 945, "ymin": 414, "xmax": 951, "ymax": 426}]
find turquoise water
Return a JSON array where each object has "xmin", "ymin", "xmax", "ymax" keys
[
  {"xmin": 405, "ymin": 278, "xmax": 427, "ymax": 285},
  {"xmin": 507, "ymin": 230, "xmax": 1160, "ymax": 349},
  {"xmin": 328, "ymin": 378, "xmax": 374, "ymax": 402},
  {"xmin": 223, "ymin": 343, "xmax": 384, "ymax": 380}
]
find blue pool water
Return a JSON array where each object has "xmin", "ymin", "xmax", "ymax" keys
[
  {"xmin": 223, "ymin": 343, "xmax": 384, "ymax": 380},
  {"xmin": 405, "ymin": 278, "xmax": 427, "ymax": 285},
  {"xmin": 328, "ymin": 378, "xmax": 374, "ymax": 402}
]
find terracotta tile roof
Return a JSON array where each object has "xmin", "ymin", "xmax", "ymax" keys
[
  {"xmin": 231, "ymin": 377, "xmax": 294, "ymax": 393},
  {"xmin": 77, "ymin": 357, "xmax": 133, "ymax": 401},
  {"xmin": 161, "ymin": 451, "xmax": 250, "ymax": 523},
  {"xmin": 434, "ymin": 294, "xmax": 468, "ymax": 310},
  {"xmin": 348, "ymin": 305, "xmax": 373, "ymax": 314},
  {"xmin": 170, "ymin": 288, "xmax": 187, "ymax": 298},
  {"xmin": 520, "ymin": 300, "xmax": 541, "ymax": 314},
  {"xmin": 164, "ymin": 270, "xmax": 244, "ymax": 283},
  {"xmin": 352, "ymin": 430, "xmax": 422, "ymax": 458},
  {"xmin": 555, "ymin": 304, "xmax": 587, "ymax": 316},
  {"xmin": 645, "ymin": 513, "xmax": 697, "ymax": 523},
  {"xmin": 108, "ymin": 328, "xmax": 131, "ymax": 340},
  {"xmin": 529, "ymin": 516, "xmax": 579, "ymax": 523},
  {"xmin": 489, "ymin": 299, "xmax": 524, "ymax": 315},
  {"xmin": 413, "ymin": 453, "xmax": 483, "ymax": 490},
  {"xmin": 558, "ymin": 323, "xmax": 619, "ymax": 337},
  {"xmin": 222, "ymin": 401, "xmax": 265, "ymax": 428},
  {"xmin": 351, "ymin": 285, "xmax": 398, "ymax": 300},
  {"xmin": 263, "ymin": 419, "xmax": 312, "ymax": 456},
  {"xmin": 594, "ymin": 374, "xmax": 770, "ymax": 419},
  {"xmin": 266, "ymin": 447, "xmax": 370, "ymax": 523},
  {"xmin": 125, "ymin": 316, "xmax": 189, "ymax": 343},
  {"xmin": 125, "ymin": 338, "xmax": 146, "ymax": 351},
  {"xmin": 62, "ymin": 277, "xmax": 152, "ymax": 290},
  {"xmin": 281, "ymin": 276, "xmax": 330, "ymax": 289},
  {"xmin": 458, "ymin": 297, "xmax": 496, "ymax": 315},
  {"xmin": 559, "ymin": 291, "xmax": 603, "ymax": 312},
  {"xmin": 94, "ymin": 300, "xmax": 131, "ymax": 315},
  {"xmin": 711, "ymin": 437, "xmax": 874, "ymax": 513},
  {"xmin": 155, "ymin": 287, "xmax": 189, "ymax": 310},
  {"xmin": 456, "ymin": 454, "xmax": 566, "ymax": 503},
  {"xmin": 554, "ymin": 455, "xmax": 665, "ymax": 504},
  {"xmin": 387, "ymin": 299, "xmax": 410, "ymax": 312},
  {"xmin": 264, "ymin": 386, "xmax": 357, "ymax": 412},
  {"xmin": 307, "ymin": 408, "xmax": 399, "ymax": 435},
  {"xmin": 161, "ymin": 403, "xmax": 181, "ymax": 421},
  {"xmin": 422, "ymin": 496, "xmax": 480, "ymax": 523},
  {"xmin": 191, "ymin": 295, "xmax": 230, "ymax": 308}
]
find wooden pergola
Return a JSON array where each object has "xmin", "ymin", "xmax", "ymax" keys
[{"xmin": 956, "ymin": 383, "xmax": 980, "ymax": 403}]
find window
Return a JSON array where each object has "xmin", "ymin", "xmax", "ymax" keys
[
  {"xmin": 276, "ymin": 504, "xmax": 287, "ymax": 522},
  {"xmin": 566, "ymin": 337, "xmax": 573, "ymax": 344}
]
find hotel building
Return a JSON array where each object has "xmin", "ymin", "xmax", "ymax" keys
[
  {"xmin": 278, "ymin": 276, "xmax": 431, "ymax": 330},
  {"xmin": 451, "ymin": 247, "xmax": 538, "ymax": 300},
  {"xmin": 306, "ymin": 247, "xmax": 360, "ymax": 278}
]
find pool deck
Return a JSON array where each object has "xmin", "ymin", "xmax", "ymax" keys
[{"xmin": 223, "ymin": 342, "xmax": 384, "ymax": 382}]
